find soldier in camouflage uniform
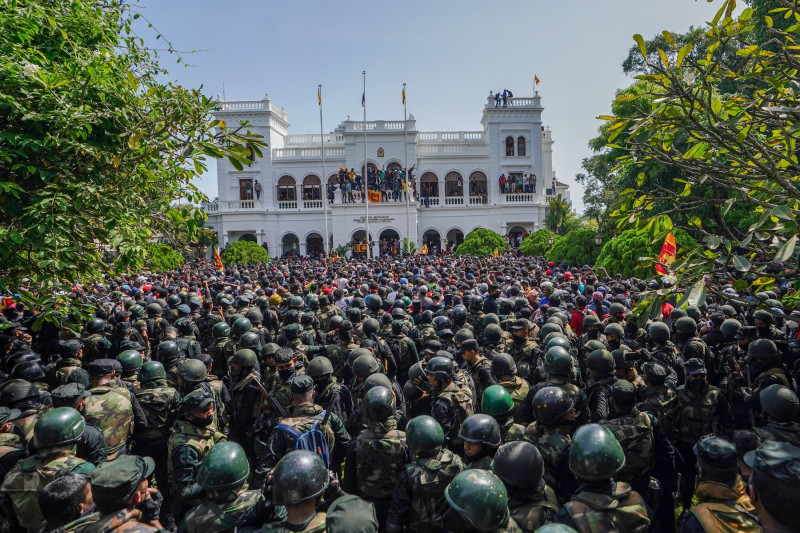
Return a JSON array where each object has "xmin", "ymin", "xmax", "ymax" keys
[
  {"xmin": 506, "ymin": 320, "xmax": 537, "ymax": 367},
  {"xmin": 228, "ymin": 349, "xmax": 263, "ymax": 455},
  {"xmin": 51, "ymin": 340, "xmax": 85, "ymax": 388},
  {"xmin": 554, "ymin": 424, "xmax": 651, "ymax": 532},
  {"xmin": 343, "ymin": 385, "xmax": 409, "ymax": 528},
  {"xmin": 754, "ymin": 384, "xmax": 800, "ymax": 446},
  {"xmin": 168, "ymin": 388, "xmax": 227, "ymax": 523},
  {"xmin": 0, "ymin": 407, "xmax": 94, "ymax": 532},
  {"xmin": 643, "ymin": 322, "xmax": 681, "ymax": 391},
  {"xmin": 636, "ymin": 362, "xmax": 675, "ymax": 435},
  {"xmin": 492, "ymin": 441, "xmax": 559, "ymax": 533},
  {"xmin": 412, "ymin": 311, "xmax": 437, "ymax": 352},
  {"xmin": 481, "ymin": 385, "xmax": 525, "ymax": 443},
  {"xmin": 325, "ymin": 322, "xmax": 356, "ymax": 379},
  {"xmin": 83, "ymin": 360, "xmax": 135, "ymax": 460},
  {"xmin": 386, "ymin": 320, "xmax": 419, "ymax": 384},
  {"xmin": 459, "ymin": 414, "xmax": 501, "ymax": 470},
  {"xmin": 315, "ymin": 294, "xmax": 341, "ymax": 333},
  {"xmin": 180, "ymin": 442, "xmax": 261, "ymax": 533},
  {"xmin": 528, "ymin": 387, "xmax": 578, "ymax": 504},
  {"xmin": 259, "ymin": 347, "xmax": 306, "ymax": 425},
  {"xmin": 0, "ymin": 379, "xmax": 49, "ymax": 445},
  {"xmin": 117, "ymin": 350, "xmax": 143, "ymax": 390},
  {"xmin": 425, "ymin": 357, "xmax": 474, "ymax": 452},
  {"xmin": 81, "ymin": 319, "xmax": 112, "ymax": 365},
  {"xmin": 308, "ymin": 356, "xmax": 353, "ymax": 425},
  {"xmin": 460, "ymin": 339, "xmax": 495, "ymax": 407},
  {"xmin": 443, "ymin": 469, "xmax": 523, "ymax": 532},
  {"xmin": 491, "ymin": 354, "xmax": 529, "ymax": 421},
  {"xmin": 196, "ymin": 299, "xmax": 224, "ymax": 351},
  {"xmin": 387, "ymin": 415, "xmax": 464, "ymax": 533},
  {"xmin": 0, "ymin": 407, "xmax": 25, "ymax": 481},
  {"xmin": 208, "ymin": 322, "xmax": 235, "ymax": 378},
  {"xmin": 50, "ymin": 383, "xmax": 107, "ymax": 467}
]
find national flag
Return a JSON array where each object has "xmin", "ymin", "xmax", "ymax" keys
[
  {"xmin": 494, "ymin": 249, "xmax": 499, "ymax": 257},
  {"xmin": 368, "ymin": 190, "xmax": 382, "ymax": 203},
  {"xmin": 213, "ymin": 246, "xmax": 223, "ymax": 271},
  {"xmin": 362, "ymin": 91, "xmax": 365, "ymax": 108},
  {"xmin": 354, "ymin": 243, "xmax": 367, "ymax": 253},
  {"xmin": 655, "ymin": 233, "xmax": 677, "ymax": 275},
  {"xmin": 317, "ymin": 86, "xmax": 322, "ymax": 106},
  {"xmin": 402, "ymin": 86, "xmax": 406, "ymax": 105},
  {"xmin": 534, "ymin": 75, "xmax": 540, "ymax": 85},
  {"xmin": 420, "ymin": 244, "xmax": 428, "ymax": 255}
]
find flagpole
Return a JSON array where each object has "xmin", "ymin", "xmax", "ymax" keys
[
  {"xmin": 319, "ymin": 85, "xmax": 329, "ymax": 257},
  {"xmin": 404, "ymin": 83, "xmax": 411, "ymax": 256},
  {"xmin": 363, "ymin": 70, "xmax": 370, "ymax": 259}
]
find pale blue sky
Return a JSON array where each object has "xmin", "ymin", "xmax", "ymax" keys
[{"xmin": 137, "ymin": 0, "xmax": 723, "ymax": 211}]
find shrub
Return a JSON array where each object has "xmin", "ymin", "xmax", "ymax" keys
[
  {"xmin": 594, "ymin": 228, "xmax": 698, "ymax": 278},
  {"xmin": 455, "ymin": 228, "xmax": 507, "ymax": 256},
  {"xmin": 519, "ymin": 229, "xmax": 558, "ymax": 257},
  {"xmin": 144, "ymin": 243, "xmax": 185, "ymax": 272},
  {"xmin": 220, "ymin": 240, "xmax": 270, "ymax": 265},
  {"xmin": 545, "ymin": 229, "xmax": 600, "ymax": 266}
]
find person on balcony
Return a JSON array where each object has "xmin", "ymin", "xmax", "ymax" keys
[{"xmin": 254, "ymin": 180, "xmax": 262, "ymax": 200}]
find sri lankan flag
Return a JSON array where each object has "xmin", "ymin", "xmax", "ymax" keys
[
  {"xmin": 655, "ymin": 233, "xmax": 676, "ymax": 275},
  {"xmin": 368, "ymin": 190, "xmax": 382, "ymax": 203},
  {"xmin": 420, "ymin": 244, "xmax": 428, "ymax": 255},
  {"xmin": 214, "ymin": 246, "xmax": 223, "ymax": 270}
]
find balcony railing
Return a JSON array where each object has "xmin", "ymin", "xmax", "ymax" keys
[
  {"xmin": 278, "ymin": 201, "xmax": 297, "ymax": 210},
  {"xmin": 302, "ymin": 199, "xmax": 323, "ymax": 209},
  {"xmin": 503, "ymin": 193, "xmax": 535, "ymax": 203},
  {"xmin": 273, "ymin": 147, "xmax": 346, "ymax": 160},
  {"xmin": 444, "ymin": 197, "xmax": 464, "ymax": 205},
  {"xmin": 469, "ymin": 196, "xmax": 488, "ymax": 205}
]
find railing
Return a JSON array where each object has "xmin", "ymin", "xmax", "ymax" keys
[
  {"xmin": 203, "ymin": 200, "xmax": 259, "ymax": 212},
  {"xmin": 216, "ymin": 100, "xmax": 267, "ymax": 111},
  {"xmin": 503, "ymin": 193, "xmax": 535, "ymax": 203},
  {"xmin": 417, "ymin": 144, "xmax": 489, "ymax": 155},
  {"xmin": 469, "ymin": 196, "xmax": 488, "ymax": 205},
  {"xmin": 351, "ymin": 120, "xmax": 406, "ymax": 132},
  {"xmin": 444, "ymin": 197, "xmax": 464, "ymax": 205},
  {"xmin": 418, "ymin": 131, "xmax": 485, "ymax": 143},
  {"xmin": 286, "ymin": 134, "xmax": 345, "ymax": 145},
  {"xmin": 278, "ymin": 201, "xmax": 297, "ymax": 210},
  {"xmin": 239, "ymin": 200, "xmax": 254, "ymax": 209},
  {"xmin": 302, "ymin": 199, "xmax": 323, "ymax": 209},
  {"xmin": 204, "ymin": 202, "xmax": 218, "ymax": 212},
  {"xmin": 419, "ymin": 197, "xmax": 440, "ymax": 207},
  {"xmin": 486, "ymin": 96, "xmax": 540, "ymax": 108},
  {"xmin": 273, "ymin": 147, "xmax": 346, "ymax": 160}
]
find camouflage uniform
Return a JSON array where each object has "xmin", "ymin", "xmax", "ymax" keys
[
  {"xmin": 508, "ymin": 484, "xmax": 559, "ymax": 533},
  {"xmin": 500, "ymin": 419, "xmax": 526, "ymax": 443},
  {"xmin": 387, "ymin": 448, "xmax": 465, "ymax": 533},
  {"xmin": 230, "ymin": 371, "xmax": 263, "ymax": 446},
  {"xmin": 209, "ymin": 336, "xmax": 235, "ymax": 378},
  {"xmin": 82, "ymin": 334, "xmax": 111, "ymax": 365},
  {"xmin": 498, "ymin": 377, "xmax": 529, "ymax": 421},
  {"xmin": 83, "ymin": 384, "xmax": 134, "ymax": 460},
  {"xmin": 132, "ymin": 379, "xmax": 179, "ymax": 499},
  {"xmin": 680, "ymin": 476, "xmax": 759, "ymax": 533},
  {"xmin": 506, "ymin": 338, "xmax": 536, "ymax": 367},
  {"xmin": 72, "ymin": 508, "xmax": 159, "ymax": 533},
  {"xmin": 601, "ymin": 409, "xmax": 655, "ymax": 489},
  {"xmin": 0, "ymin": 451, "xmax": 94, "ymax": 532},
  {"xmin": 431, "ymin": 383, "xmax": 474, "ymax": 449},
  {"xmin": 557, "ymin": 482, "xmax": 650, "ymax": 533},
  {"xmin": 180, "ymin": 489, "xmax": 261, "ymax": 533},
  {"xmin": 467, "ymin": 355, "xmax": 495, "ymax": 407},
  {"xmin": 0, "ymin": 432, "xmax": 25, "ymax": 481},
  {"xmin": 754, "ymin": 419, "xmax": 800, "ymax": 446},
  {"xmin": 197, "ymin": 311, "xmax": 224, "ymax": 351},
  {"xmin": 52, "ymin": 357, "xmax": 83, "ymax": 387},
  {"xmin": 316, "ymin": 305, "xmax": 341, "ymax": 332},
  {"xmin": 325, "ymin": 340, "xmax": 352, "ymax": 380},
  {"xmin": 251, "ymin": 512, "xmax": 327, "ymax": 533},
  {"xmin": 528, "ymin": 422, "xmax": 577, "ymax": 503}
]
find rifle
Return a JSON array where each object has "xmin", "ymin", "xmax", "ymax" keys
[{"xmin": 255, "ymin": 380, "xmax": 289, "ymax": 418}]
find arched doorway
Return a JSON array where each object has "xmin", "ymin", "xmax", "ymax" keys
[
  {"xmin": 379, "ymin": 229, "xmax": 400, "ymax": 256},
  {"xmin": 360, "ymin": 163, "xmax": 379, "ymax": 190},
  {"xmin": 306, "ymin": 232, "xmax": 324, "ymax": 257},
  {"xmin": 444, "ymin": 172, "xmax": 463, "ymax": 198},
  {"xmin": 469, "ymin": 171, "xmax": 487, "ymax": 203},
  {"xmin": 281, "ymin": 233, "xmax": 299, "ymax": 257},
  {"xmin": 423, "ymin": 229, "xmax": 441, "ymax": 253},
  {"xmin": 351, "ymin": 230, "xmax": 373, "ymax": 258},
  {"xmin": 419, "ymin": 172, "xmax": 438, "ymax": 206},
  {"xmin": 239, "ymin": 233, "xmax": 257, "ymax": 243},
  {"xmin": 508, "ymin": 225, "xmax": 527, "ymax": 248},
  {"xmin": 302, "ymin": 175, "xmax": 321, "ymax": 201},
  {"xmin": 446, "ymin": 229, "xmax": 464, "ymax": 251}
]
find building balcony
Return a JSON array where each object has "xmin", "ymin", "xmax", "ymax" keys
[{"xmin": 273, "ymin": 147, "xmax": 346, "ymax": 160}]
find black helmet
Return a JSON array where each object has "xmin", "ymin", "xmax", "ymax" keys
[
  {"xmin": 271, "ymin": 450, "xmax": 329, "ymax": 505},
  {"xmin": 329, "ymin": 315, "xmax": 344, "ymax": 331},
  {"xmin": 363, "ymin": 385, "xmax": 395, "ymax": 421},
  {"xmin": 491, "ymin": 353, "xmax": 517, "ymax": 377},
  {"xmin": 418, "ymin": 310, "xmax": 434, "ymax": 325},
  {"xmin": 492, "ymin": 441, "xmax": 544, "ymax": 490},
  {"xmin": 612, "ymin": 349, "xmax": 634, "ymax": 370},
  {"xmin": 0, "ymin": 379, "xmax": 40, "ymax": 407},
  {"xmin": 352, "ymin": 354, "xmax": 381, "ymax": 378},
  {"xmin": 238, "ymin": 331, "xmax": 261, "ymax": 350},
  {"xmin": 483, "ymin": 324, "xmax": 503, "ymax": 343},
  {"xmin": 406, "ymin": 415, "xmax": 444, "ymax": 457},
  {"xmin": 156, "ymin": 340, "xmax": 182, "ymax": 367},
  {"xmin": 675, "ymin": 316, "xmax": 698, "ymax": 336},
  {"xmin": 748, "ymin": 338, "xmax": 779, "ymax": 361},
  {"xmin": 432, "ymin": 316, "xmax": 452, "ymax": 332},
  {"xmin": 346, "ymin": 307, "xmax": 362, "ymax": 323},
  {"xmin": 391, "ymin": 308, "xmax": 406, "ymax": 320},
  {"xmin": 604, "ymin": 323, "xmax": 624, "ymax": 338},
  {"xmin": 308, "ymin": 356, "xmax": 333, "ymax": 378},
  {"xmin": 362, "ymin": 317, "xmax": 380, "ymax": 336},
  {"xmin": 10, "ymin": 361, "xmax": 45, "ymax": 382},
  {"xmin": 84, "ymin": 318, "xmax": 106, "ymax": 334},
  {"xmin": 586, "ymin": 349, "xmax": 615, "ymax": 373},
  {"xmin": 174, "ymin": 317, "xmax": 194, "ymax": 336},
  {"xmin": 544, "ymin": 346, "xmax": 573, "ymax": 378},
  {"xmin": 425, "ymin": 356, "xmax": 455, "ymax": 382},
  {"xmin": 609, "ymin": 302, "xmax": 626, "ymax": 316},
  {"xmin": 458, "ymin": 414, "xmax": 501, "ymax": 448},
  {"xmin": 648, "ymin": 322, "xmax": 670, "ymax": 344},
  {"xmin": 453, "ymin": 305, "xmax": 468, "ymax": 323},
  {"xmin": 568, "ymin": 423, "xmax": 625, "ymax": 480},
  {"xmin": 720, "ymin": 319, "xmax": 742, "ymax": 337},
  {"xmin": 533, "ymin": 386, "xmax": 574, "ymax": 424},
  {"xmin": 760, "ymin": 384, "xmax": 799, "ymax": 421}
]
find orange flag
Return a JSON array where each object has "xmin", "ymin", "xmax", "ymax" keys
[
  {"xmin": 420, "ymin": 244, "xmax": 429, "ymax": 255},
  {"xmin": 214, "ymin": 246, "xmax": 223, "ymax": 271},
  {"xmin": 368, "ymin": 190, "xmax": 382, "ymax": 203},
  {"xmin": 494, "ymin": 249, "xmax": 499, "ymax": 257},
  {"xmin": 655, "ymin": 233, "xmax": 676, "ymax": 275}
]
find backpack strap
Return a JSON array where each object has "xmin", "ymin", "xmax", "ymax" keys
[{"xmin": 274, "ymin": 423, "xmax": 303, "ymax": 440}]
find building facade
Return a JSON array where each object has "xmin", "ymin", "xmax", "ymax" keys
[{"xmin": 203, "ymin": 91, "xmax": 567, "ymax": 257}]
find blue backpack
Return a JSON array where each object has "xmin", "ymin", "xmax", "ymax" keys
[{"xmin": 274, "ymin": 411, "xmax": 331, "ymax": 467}]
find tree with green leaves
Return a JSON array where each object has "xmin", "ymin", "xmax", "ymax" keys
[
  {"xmin": 518, "ymin": 229, "xmax": 559, "ymax": 257},
  {"xmin": 455, "ymin": 229, "xmax": 507, "ymax": 256},
  {"xmin": 544, "ymin": 194, "xmax": 579, "ymax": 235},
  {"xmin": 0, "ymin": 0, "xmax": 266, "ymax": 324},
  {"xmin": 545, "ymin": 229, "xmax": 602, "ymax": 267},
  {"xmin": 220, "ymin": 241, "xmax": 270, "ymax": 265},
  {"xmin": 144, "ymin": 243, "xmax": 185, "ymax": 272},
  {"xmin": 607, "ymin": 0, "xmax": 800, "ymax": 307},
  {"xmin": 594, "ymin": 228, "xmax": 698, "ymax": 279}
]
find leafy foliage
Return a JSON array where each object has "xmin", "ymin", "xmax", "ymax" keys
[
  {"xmin": 545, "ymin": 229, "xmax": 601, "ymax": 266},
  {"xmin": 543, "ymin": 194, "xmax": 579, "ymax": 235},
  {"xmin": 144, "ymin": 243, "xmax": 185, "ymax": 272},
  {"xmin": 594, "ymin": 228, "xmax": 698, "ymax": 279},
  {"xmin": 220, "ymin": 241, "xmax": 270, "ymax": 265},
  {"xmin": 455, "ymin": 229, "xmax": 507, "ymax": 256},
  {"xmin": 608, "ymin": 0, "xmax": 800, "ymax": 303},
  {"xmin": 519, "ymin": 229, "xmax": 558, "ymax": 257},
  {"xmin": 0, "ymin": 0, "xmax": 267, "ymax": 321}
]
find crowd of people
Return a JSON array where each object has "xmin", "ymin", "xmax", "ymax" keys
[
  {"xmin": 329, "ymin": 167, "xmax": 417, "ymax": 205},
  {"xmin": 0, "ymin": 253, "xmax": 798, "ymax": 533}
]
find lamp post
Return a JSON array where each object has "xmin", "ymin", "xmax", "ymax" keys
[{"xmin": 594, "ymin": 233, "xmax": 603, "ymax": 247}]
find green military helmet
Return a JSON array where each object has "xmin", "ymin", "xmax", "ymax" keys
[
  {"xmin": 272, "ymin": 450, "xmax": 330, "ymax": 506},
  {"xmin": 231, "ymin": 317, "xmax": 253, "ymax": 337},
  {"xmin": 391, "ymin": 320, "xmax": 404, "ymax": 335},
  {"xmin": 582, "ymin": 314, "xmax": 601, "ymax": 328},
  {"xmin": 492, "ymin": 441, "xmax": 545, "ymax": 490},
  {"xmin": 685, "ymin": 306, "xmax": 702, "ymax": 322},
  {"xmin": 308, "ymin": 356, "xmax": 333, "ymax": 378},
  {"xmin": 129, "ymin": 304, "xmax": 145, "ymax": 319},
  {"xmin": 352, "ymin": 354, "xmax": 381, "ymax": 378},
  {"xmin": 176, "ymin": 358, "xmax": 207, "ymax": 383},
  {"xmin": 288, "ymin": 296, "xmax": 304, "ymax": 310},
  {"xmin": 675, "ymin": 316, "xmax": 698, "ymax": 336},
  {"xmin": 483, "ymin": 313, "xmax": 500, "ymax": 327},
  {"xmin": 458, "ymin": 414, "xmax": 501, "ymax": 448},
  {"xmin": 541, "ymin": 282, "xmax": 554, "ymax": 292},
  {"xmin": 609, "ymin": 303, "xmax": 626, "ymax": 316},
  {"xmin": 147, "ymin": 303, "xmax": 163, "ymax": 317},
  {"xmin": 720, "ymin": 319, "xmax": 742, "ymax": 337},
  {"xmin": 255, "ymin": 296, "xmax": 269, "ymax": 308},
  {"xmin": 189, "ymin": 296, "xmax": 203, "ymax": 310},
  {"xmin": 760, "ymin": 384, "xmax": 799, "ymax": 422},
  {"xmin": 245, "ymin": 308, "xmax": 263, "ymax": 326},
  {"xmin": 604, "ymin": 323, "xmax": 624, "ymax": 338},
  {"xmin": 362, "ymin": 385, "xmax": 395, "ymax": 422},
  {"xmin": 306, "ymin": 295, "xmax": 320, "ymax": 310},
  {"xmin": 491, "ymin": 353, "xmax": 517, "ymax": 377},
  {"xmin": 533, "ymin": 386, "xmax": 574, "ymax": 424},
  {"xmin": 425, "ymin": 356, "xmax": 455, "ymax": 382},
  {"xmin": 539, "ymin": 322, "xmax": 562, "ymax": 339},
  {"xmin": 748, "ymin": 338, "xmax": 779, "ymax": 361},
  {"xmin": 544, "ymin": 346, "xmax": 573, "ymax": 378},
  {"xmin": 35, "ymin": 407, "xmax": 85, "ymax": 448},
  {"xmin": 116, "ymin": 350, "xmax": 143, "ymax": 374},
  {"xmin": 139, "ymin": 361, "xmax": 166, "ymax": 383},
  {"xmin": 569, "ymin": 423, "xmax": 625, "ymax": 481},
  {"xmin": 211, "ymin": 322, "xmax": 231, "ymax": 339},
  {"xmin": 546, "ymin": 316, "xmax": 564, "ymax": 327},
  {"xmin": 481, "ymin": 384, "xmax": 514, "ymax": 417},
  {"xmin": 545, "ymin": 336, "xmax": 572, "ymax": 352},
  {"xmin": 721, "ymin": 304, "xmax": 737, "ymax": 317},
  {"xmin": 167, "ymin": 294, "xmax": 181, "ymax": 307},
  {"xmin": 406, "ymin": 415, "xmax": 444, "ymax": 457},
  {"xmin": 454, "ymin": 329, "xmax": 474, "ymax": 343},
  {"xmin": 648, "ymin": 322, "xmax": 670, "ymax": 344},
  {"xmin": 232, "ymin": 348, "xmax": 258, "ymax": 368},
  {"xmin": 583, "ymin": 340, "xmax": 606, "ymax": 354},
  {"xmin": 586, "ymin": 349, "xmax": 615, "ymax": 373},
  {"xmin": 363, "ymin": 373, "xmax": 393, "ymax": 395},
  {"xmin": 362, "ymin": 317, "xmax": 380, "ymax": 336},
  {"xmin": 263, "ymin": 343, "xmax": 280, "ymax": 357},
  {"xmin": 196, "ymin": 441, "xmax": 250, "ymax": 490},
  {"xmin": 444, "ymin": 470, "xmax": 510, "ymax": 532},
  {"xmin": 764, "ymin": 298, "xmax": 783, "ymax": 310},
  {"xmin": 541, "ymin": 332, "xmax": 565, "ymax": 347},
  {"xmin": 483, "ymin": 324, "xmax": 503, "ymax": 344}
]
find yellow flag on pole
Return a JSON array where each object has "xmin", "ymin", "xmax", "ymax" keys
[
  {"xmin": 534, "ymin": 75, "xmax": 541, "ymax": 85},
  {"xmin": 402, "ymin": 86, "xmax": 406, "ymax": 105},
  {"xmin": 317, "ymin": 86, "xmax": 322, "ymax": 106}
]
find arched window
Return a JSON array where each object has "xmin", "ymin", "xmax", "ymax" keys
[
  {"xmin": 505, "ymin": 136, "xmax": 515, "ymax": 157},
  {"xmin": 517, "ymin": 136, "xmax": 526, "ymax": 156},
  {"xmin": 469, "ymin": 172, "xmax": 487, "ymax": 197},
  {"xmin": 277, "ymin": 176, "xmax": 296, "ymax": 201},
  {"xmin": 302, "ymin": 175, "xmax": 321, "ymax": 200},
  {"xmin": 419, "ymin": 172, "xmax": 439, "ymax": 198},
  {"xmin": 444, "ymin": 172, "xmax": 463, "ymax": 197}
]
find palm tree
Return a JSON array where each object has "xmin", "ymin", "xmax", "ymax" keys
[{"xmin": 544, "ymin": 194, "xmax": 575, "ymax": 235}]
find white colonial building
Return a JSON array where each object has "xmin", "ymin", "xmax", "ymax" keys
[{"xmin": 203, "ymin": 91, "xmax": 568, "ymax": 257}]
